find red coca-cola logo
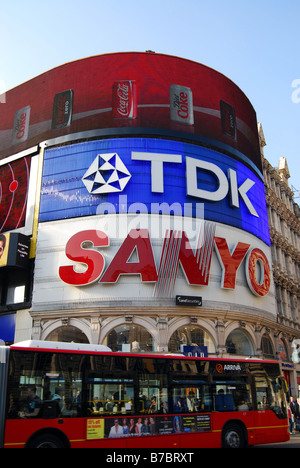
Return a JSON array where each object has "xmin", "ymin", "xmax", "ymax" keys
[
  {"xmin": 15, "ymin": 112, "xmax": 28, "ymax": 140},
  {"xmin": 113, "ymin": 81, "xmax": 136, "ymax": 119},
  {"xmin": 170, "ymin": 85, "xmax": 193, "ymax": 126},
  {"xmin": 52, "ymin": 90, "xmax": 73, "ymax": 129},
  {"xmin": 116, "ymin": 83, "xmax": 131, "ymax": 117},
  {"xmin": 55, "ymin": 95, "xmax": 69, "ymax": 124},
  {"xmin": 176, "ymin": 91, "xmax": 190, "ymax": 119}
]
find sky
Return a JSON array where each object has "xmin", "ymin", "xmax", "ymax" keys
[{"xmin": 0, "ymin": 0, "xmax": 299, "ymax": 199}]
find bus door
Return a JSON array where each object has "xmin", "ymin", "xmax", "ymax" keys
[{"xmin": 253, "ymin": 371, "xmax": 288, "ymax": 444}]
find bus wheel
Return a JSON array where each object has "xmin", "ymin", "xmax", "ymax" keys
[
  {"xmin": 222, "ymin": 423, "xmax": 246, "ymax": 448},
  {"xmin": 27, "ymin": 433, "xmax": 65, "ymax": 448}
]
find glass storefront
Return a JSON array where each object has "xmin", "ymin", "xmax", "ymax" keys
[
  {"xmin": 103, "ymin": 324, "xmax": 154, "ymax": 353},
  {"xmin": 46, "ymin": 326, "xmax": 89, "ymax": 344},
  {"xmin": 225, "ymin": 329, "xmax": 254, "ymax": 356},
  {"xmin": 169, "ymin": 325, "xmax": 215, "ymax": 354}
]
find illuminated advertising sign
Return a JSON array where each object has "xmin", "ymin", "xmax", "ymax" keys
[
  {"xmin": 51, "ymin": 90, "xmax": 73, "ymax": 129},
  {"xmin": 0, "ymin": 233, "xmax": 30, "ymax": 268},
  {"xmin": 40, "ymin": 138, "xmax": 270, "ymax": 245},
  {"xmin": 32, "ymin": 217, "xmax": 275, "ymax": 316},
  {"xmin": 58, "ymin": 226, "xmax": 271, "ymax": 298},
  {"xmin": 0, "ymin": 52, "xmax": 261, "ymax": 171},
  {"xmin": 0, "ymin": 233, "xmax": 9, "ymax": 266},
  {"xmin": 0, "ymin": 155, "xmax": 31, "ymax": 233},
  {"xmin": 0, "ymin": 314, "xmax": 16, "ymax": 343},
  {"xmin": 12, "ymin": 106, "xmax": 31, "ymax": 145}
]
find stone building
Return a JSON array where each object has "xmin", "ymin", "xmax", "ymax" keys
[
  {"xmin": 259, "ymin": 123, "xmax": 300, "ymax": 394},
  {"xmin": 1, "ymin": 53, "xmax": 298, "ymax": 390}
]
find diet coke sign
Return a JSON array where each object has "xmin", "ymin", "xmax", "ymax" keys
[
  {"xmin": 170, "ymin": 84, "xmax": 194, "ymax": 125},
  {"xmin": 112, "ymin": 80, "xmax": 137, "ymax": 119},
  {"xmin": 12, "ymin": 106, "xmax": 31, "ymax": 145}
]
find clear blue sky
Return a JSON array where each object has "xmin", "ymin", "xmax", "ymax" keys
[{"xmin": 0, "ymin": 0, "xmax": 299, "ymax": 196}]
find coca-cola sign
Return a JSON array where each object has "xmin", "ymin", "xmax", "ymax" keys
[
  {"xmin": 12, "ymin": 106, "xmax": 31, "ymax": 145},
  {"xmin": 112, "ymin": 80, "xmax": 137, "ymax": 118},
  {"xmin": 170, "ymin": 84, "xmax": 194, "ymax": 125},
  {"xmin": 52, "ymin": 90, "xmax": 73, "ymax": 129},
  {"xmin": 220, "ymin": 100, "xmax": 237, "ymax": 140}
]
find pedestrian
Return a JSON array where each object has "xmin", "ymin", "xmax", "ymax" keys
[
  {"xmin": 289, "ymin": 396, "xmax": 299, "ymax": 433},
  {"xmin": 288, "ymin": 402, "xmax": 294, "ymax": 434}
]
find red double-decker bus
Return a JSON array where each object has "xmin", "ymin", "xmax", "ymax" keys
[{"xmin": 0, "ymin": 341, "xmax": 289, "ymax": 448}]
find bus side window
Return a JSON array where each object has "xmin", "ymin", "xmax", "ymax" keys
[
  {"xmin": 138, "ymin": 375, "xmax": 168, "ymax": 414},
  {"xmin": 214, "ymin": 391, "xmax": 234, "ymax": 412},
  {"xmin": 87, "ymin": 379, "xmax": 134, "ymax": 416},
  {"xmin": 213, "ymin": 377, "xmax": 252, "ymax": 411},
  {"xmin": 172, "ymin": 385, "xmax": 212, "ymax": 413}
]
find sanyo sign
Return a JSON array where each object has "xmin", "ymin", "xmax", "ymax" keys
[{"xmin": 58, "ymin": 226, "xmax": 271, "ymax": 298}]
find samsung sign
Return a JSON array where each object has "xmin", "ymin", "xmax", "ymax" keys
[{"xmin": 40, "ymin": 138, "xmax": 270, "ymax": 244}]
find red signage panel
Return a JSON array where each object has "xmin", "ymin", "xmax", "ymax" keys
[
  {"xmin": 0, "ymin": 155, "xmax": 31, "ymax": 233},
  {"xmin": 0, "ymin": 52, "xmax": 261, "ymax": 171}
]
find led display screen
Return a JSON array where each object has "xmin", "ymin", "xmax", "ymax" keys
[
  {"xmin": 0, "ymin": 232, "xmax": 30, "ymax": 268},
  {"xmin": 0, "ymin": 156, "xmax": 31, "ymax": 233},
  {"xmin": 0, "ymin": 314, "xmax": 16, "ymax": 343},
  {"xmin": 0, "ymin": 52, "xmax": 261, "ymax": 172},
  {"xmin": 39, "ymin": 138, "xmax": 270, "ymax": 245}
]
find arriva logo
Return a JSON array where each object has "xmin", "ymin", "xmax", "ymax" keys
[
  {"xmin": 216, "ymin": 364, "xmax": 242, "ymax": 373},
  {"xmin": 224, "ymin": 364, "xmax": 242, "ymax": 371}
]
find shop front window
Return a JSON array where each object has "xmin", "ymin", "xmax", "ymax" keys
[
  {"xmin": 168, "ymin": 325, "xmax": 215, "ymax": 354},
  {"xmin": 278, "ymin": 339, "xmax": 289, "ymax": 361},
  {"xmin": 46, "ymin": 326, "xmax": 89, "ymax": 343},
  {"xmin": 261, "ymin": 334, "xmax": 275, "ymax": 359},
  {"xmin": 104, "ymin": 324, "xmax": 154, "ymax": 353},
  {"xmin": 225, "ymin": 329, "xmax": 254, "ymax": 356}
]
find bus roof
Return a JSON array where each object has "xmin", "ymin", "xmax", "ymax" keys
[
  {"xmin": 11, "ymin": 340, "xmax": 112, "ymax": 353},
  {"xmin": 9, "ymin": 340, "xmax": 280, "ymax": 365}
]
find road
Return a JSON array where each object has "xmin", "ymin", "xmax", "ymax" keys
[{"xmin": 253, "ymin": 432, "xmax": 300, "ymax": 448}]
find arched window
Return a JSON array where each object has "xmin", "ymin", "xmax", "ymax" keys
[
  {"xmin": 103, "ymin": 324, "xmax": 154, "ymax": 352},
  {"xmin": 225, "ymin": 329, "xmax": 254, "ymax": 356},
  {"xmin": 168, "ymin": 325, "xmax": 215, "ymax": 354},
  {"xmin": 278, "ymin": 338, "xmax": 289, "ymax": 361},
  {"xmin": 261, "ymin": 334, "xmax": 275, "ymax": 359},
  {"xmin": 46, "ymin": 325, "xmax": 89, "ymax": 343}
]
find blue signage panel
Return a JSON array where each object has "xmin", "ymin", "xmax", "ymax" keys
[
  {"xmin": 183, "ymin": 346, "xmax": 208, "ymax": 357},
  {"xmin": 39, "ymin": 138, "xmax": 270, "ymax": 244},
  {"xmin": 0, "ymin": 314, "xmax": 16, "ymax": 343}
]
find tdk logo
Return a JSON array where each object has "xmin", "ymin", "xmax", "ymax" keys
[
  {"xmin": 82, "ymin": 150, "xmax": 258, "ymax": 218},
  {"xmin": 82, "ymin": 153, "xmax": 131, "ymax": 194}
]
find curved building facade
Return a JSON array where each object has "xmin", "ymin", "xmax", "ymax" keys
[{"xmin": 1, "ymin": 52, "xmax": 295, "ymax": 371}]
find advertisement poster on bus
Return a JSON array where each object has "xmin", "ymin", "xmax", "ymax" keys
[{"xmin": 86, "ymin": 414, "xmax": 211, "ymax": 440}]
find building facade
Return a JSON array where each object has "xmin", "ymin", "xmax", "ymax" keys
[
  {"xmin": 0, "ymin": 52, "xmax": 297, "ymax": 391},
  {"xmin": 259, "ymin": 123, "xmax": 300, "ymax": 394}
]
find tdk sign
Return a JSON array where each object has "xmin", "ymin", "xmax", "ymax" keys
[
  {"xmin": 131, "ymin": 152, "xmax": 258, "ymax": 217},
  {"xmin": 40, "ymin": 138, "xmax": 270, "ymax": 245}
]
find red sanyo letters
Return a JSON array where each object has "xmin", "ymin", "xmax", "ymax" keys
[{"xmin": 58, "ymin": 229, "xmax": 271, "ymax": 297}]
